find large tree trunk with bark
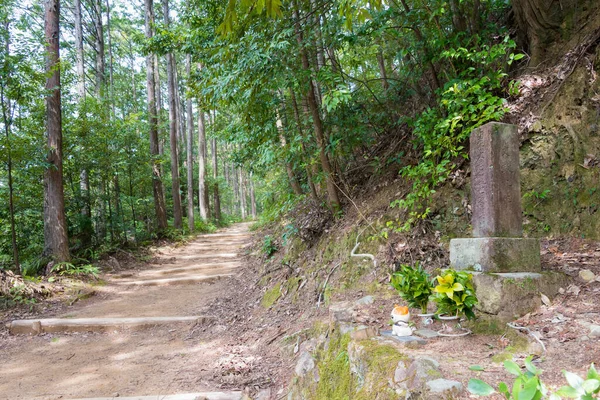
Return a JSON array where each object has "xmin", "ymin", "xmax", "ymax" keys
[
  {"xmin": 162, "ymin": 0, "xmax": 183, "ymax": 230},
  {"xmin": 43, "ymin": 0, "xmax": 70, "ymax": 263},
  {"xmin": 144, "ymin": 0, "xmax": 168, "ymax": 232},
  {"xmin": 512, "ymin": 0, "xmax": 562, "ymax": 67}
]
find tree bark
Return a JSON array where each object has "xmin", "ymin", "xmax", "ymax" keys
[
  {"xmin": 276, "ymin": 111, "xmax": 303, "ymax": 195},
  {"xmin": 293, "ymin": 1, "xmax": 341, "ymax": 212},
  {"xmin": 0, "ymin": 22, "xmax": 19, "ymax": 271},
  {"xmin": 250, "ymin": 173, "xmax": 257, "ymax": 219},
  {"xmin": 511, "ymin": 0, "xmax": 562, "ymax": 66},
  {"xmin": 105, "ymin": 0, "xmax": 115, "ymax": 115},
  {"xmin": 144, "ymin": 0, "xmax": 168, "ymax": 232},
  {"xmin": 211, "ymin": 137, "xmax": 221, "ymax": 222},
  {"xmin": 289, "ymin": 88, "xmax": 318, "ymax": 200},
  {"xmin": 43, "ymin": 0, "xmax": 70, "ymax": 262},
  {"xmin": 93, "ymin": 0, "xmax": 105, "ymax": 96},
  {"xmin": 197, "ymin": 108, "xmax": 209, "ymax": 220},
  {"xmin": 239, "ymin": 168, "xmax": 246, "ymax": 219},
  {"xmin": 376, "ymin": 45, "xmax": 389, "ymax": 91},
  {"xmin": 162, "ymin": 0, "xmax": 183, "ymax": 230},
  {"xmin": 186, "ymin": 55, "xmax": 195, "ymax": 231},
  {"xmin": 73, "ymin": 0, "xmax": 85, "ymax": 99}
]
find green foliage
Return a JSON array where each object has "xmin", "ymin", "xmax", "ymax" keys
[
  {"xmin": 0, "ymin": 284, "xmax": 37, "ymax": 308},
  {"xmin": 432, "ymin": 269, "xmax": 478, "ymax": 319},
  {"xmin": 468, "ymin": 358, "xmax": 600, "ymax": 400},
  {"xmin": 51, "ymin": 262, "xmax": 100, "ymax": 278},
  {"xmin": 391, "ymin": 37, "xmax": 518, "ymax": 230},
  {"xmin": 262, "ymin": 235, "xmax": 278, "ymax": 257},
  {"xmin": 390, "ymin": 263, "xmax": 434, "ymax": 313}
]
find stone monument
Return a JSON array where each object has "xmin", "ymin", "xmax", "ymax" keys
[{"xmin": 449, "ymin": 122, "xmax": 564, "ymax": 321}]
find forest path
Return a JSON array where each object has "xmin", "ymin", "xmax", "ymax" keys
[{"xmin": 0, "ymin": 223, "xmax": 253, "ymax": 400}]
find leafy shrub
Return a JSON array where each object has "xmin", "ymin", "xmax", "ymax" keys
[
  {"xmin": 390, "ymin": 263, "xmax": 434, "ymax": 313},
  {"xmin": 432, "ymin": 269, "xmax": 478, "ymax": 319},
  {"xmin": 51, "ymin": 262, "xmax": 99, "ymax": 278},
  {"xmin": 468, "ymin": 357, "xmax": 599, "ymax": 399},
  {"xmin": 262, "ymin": 235, "xmax": 277, "ymax": 257},
  {"xmin": 391, "ymin": 37, "xmax": 520, "ymax": 231}
]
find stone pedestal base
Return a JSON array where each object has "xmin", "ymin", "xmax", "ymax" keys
[
  {"xmin": 472, "ymin": 272, "xmax": 566, "ymax": 322},
  {"xmin": 449, "ymin": 237, "xmax": 541, "ymax": 272}
]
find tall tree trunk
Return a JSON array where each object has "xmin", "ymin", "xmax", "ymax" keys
[
  {"xmin": 162, "ymin": 0, "xmax": 183, "ymax": 230},
  {"xmin": 250, "ymin": 173, "xmax": 257, "ymax": 219},
  {"xmin": 73, "ymin": 0, "xmax": 93, "ymax": 247},
  {"xmin": 376, "ymin": 45, "xmax": 389, "ymax": 91},
  {"xmin": 276, "ymin": 111, "xmax": 303, "ymax": 195},
  {"xmin": 289, "ymin": 88, "xmax": 318, "ymax": 200},
  {"xmin": 293, "ymin": 1, "xmax": 341, "ymax": 212},
  {"xmin": 93, "ymin": 0, "xmax": 105, "ymax": 95},
  {"xmin": 186, "ymin": 55, "xmax": 195, "ymax": 231},
  {"xmin": 105, "ymin": 0, "xmax": 115, "ymax": 115},
  {"xmin": 43, "ymin": 0, "xmax": 70, "ymax": 262},
  {"xmin": 239, "ymin": 168, "xmax": 246, "ymax": 220},
  {"xmin": 144, "ymin": 0, "xmax": 168, "ymax": 232},
  {"xmin": 73, "ymin": 0, "xmax": 85, "ymax": 99},
  {"xmin": 197, "ymin": 108, "xmax": 209, "ymax": 220},
  {"xmin": 0, "ymin": 22, "xmax": 19, "ymax": 271},
  {"xmin": 232, "ymin": 159, "xmax": 239, "ymax": 215},
  {"xmin": 211, "ymin": 137, "xmax": 221, "ymax": 222}
]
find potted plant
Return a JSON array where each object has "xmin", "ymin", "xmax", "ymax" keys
[
  {"xmin": 390, "ymin": 263, "xmax": 434, "ymax": 316},
  {"xmin": 432, "ymin": 269, "xmax": 478, "ymax": 336}
]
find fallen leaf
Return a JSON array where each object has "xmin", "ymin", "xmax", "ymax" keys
[{"xmin": 540, "ymin": 293, "xmax": 551, "ymax": 307}]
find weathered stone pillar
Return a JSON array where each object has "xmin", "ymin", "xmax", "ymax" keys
[{"xmin": 449, "ymin": 123, "xmax": 541, "ymax": 272}]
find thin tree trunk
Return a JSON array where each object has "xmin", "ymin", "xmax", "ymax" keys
[
  {"xmin": 94, "ymin": 0, "xmax": 105, "ymax": 95},
  {"xmin": 289, "ymin": 88, "xmax": 318, "ymax": 200},
  {"xmin": 276, "ymin": 111, "xmax": 303, "ymax": 195},
  {"xmin": 197, "ymin": 108, "xmax": 209, "ymax": 220},
  {"xmin": 144, "ymin": 0, "xmax": 168, "ymax": 232},
  {"xmin": 250, "ymin": 173, "xmax": 257, "ymax": 219},
  {"xmin": 105, "ymin": 0, "xmax": 115, "ymax": 115},
  {"xmin": 73, "ymin": 0, "xmax": 85, "ymax": 98},
  {"xmin": 186, "ymin": 55, "xmax": 195, "ymax": 231},
  {"xmin": 232, "ymin": 159, "xmax": 239, "ymax": 215},
  {"xmin": 377, "ymin": 45, "xmax": 389, "ymax": 91},
  {"xmin": 211, "ymin": 137, "xmax": 221, "ymax": 222},
  {"xmin": 43, "ymin": 0, "xmax": 70, "ymax": 262},
  {"xmin": 162, "ymin": 0, "xmax": 183, "ymax": 230},
  {"xmin": 0, "ymin": 24, "xmax": 19, "ymax": 271},
  {"xmin": 239, "ymin": 168, "xmax": 246, "ymax": 219},
  {"xmin": 293, "ymin": 1, "xmax": 341, "ymax": 212}
]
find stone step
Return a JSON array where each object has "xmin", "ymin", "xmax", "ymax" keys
[
  {"xmin": 117, "ymin": 274, "xmax": 233, "ymax": 286},
  {"xmin": 8, "ymin": 316, "xmax": 209, "ymax": 335},
  {"xmin": 140, "ymin": 263, "xmax": 240, "ymax": 276},
  {"xmin": 66, "ymin": 392, "xmax": 243, "ymax": 400}
]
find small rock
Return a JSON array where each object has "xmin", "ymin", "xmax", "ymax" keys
[
  {"xmin": 350, "ymin": 325, "xmax": 378, "ymax": 340},
  {"xmin": 395, "ymin": 356, "xmax": 441, "ymax": 392},
  {"xmin": 579, "ymin": 335, "xmax": 590, "ymax": 342},
  {"xmin": 254, "ymin": 388, "xmax": 271, "ymax": 400},
  {"xmin": 590, "ymin": 325, "xmax": 600, "ymax": 338},
  {"xmin": 579, "ymin": 270, "xmax": 596, "ymax": 282},
  {"xmin": 294, "ymin": 351, "xmax": 315, "ymax": 377},
  {"xmin": 329, "ymin": 301, "xmax": 355, "ymax": 323},
  {"xmin": 355, "ymin": 295, "xmax": 375, "ymax": 306},
  {"xmin": 426, "ymin": 378, "xmax": 463, "ymax": 394}
]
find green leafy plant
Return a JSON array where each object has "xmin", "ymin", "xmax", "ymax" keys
[
  {"xmin": 432, "ymin": 269, "xmax": 478, "ymax": 319},
  {"xmin": 51, "ymin": 262, "xmax": 99, "ymax": 278},
  {"xmin": 468, "ymin": 357, "xmax": 600, "ymax": 400},
  {"xmin": 262, "ymin": 235, "xmax": 277, "ymax": 257},
  {"xmin": 390, "ymin": 263, "xmax": 434, "ymax": 313}
]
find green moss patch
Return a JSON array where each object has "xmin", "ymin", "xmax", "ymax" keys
[{"xmin": 261, "ymin": 283, "xmax": 281, "ymax": 308}]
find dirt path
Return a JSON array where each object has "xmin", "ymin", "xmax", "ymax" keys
[{"xmin": 0, "ymin": 224, "xmax": 253, "ymax": 400}]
